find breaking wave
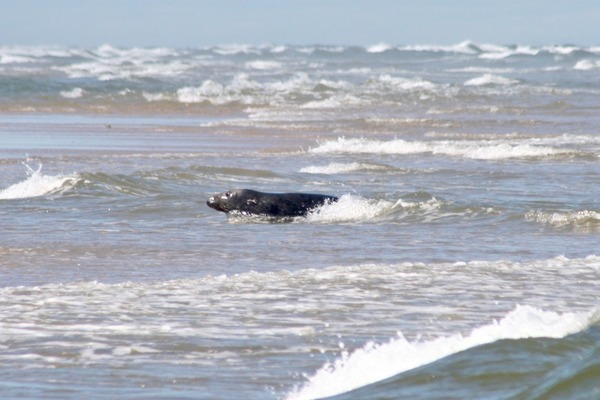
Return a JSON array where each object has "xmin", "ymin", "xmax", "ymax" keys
[
  {"xmin": 464, "ymin": 73, "xmax": 520, "ymax": 86},
  {"xmin": 299, "ymin": 162, "xmax": 392, "ymax": 174},
  {"xmin": 0, "ymin": 164, "xmax": 79, "ymax": 200},
  {"xmin": 526, "ymin": 209, "xmax": 600, "ymax": 231},
  {"xmin": 308, "ymin": 137, "xmax": 573, "ymax": 160},
  {"xmin": 305, "ymin": 193, "xmax": 444, "ymax": 223},
  {"xmin": 3, "ymin": 41, "xmax": 599, "ymax": 113},
  {"xmin": 286, "ymin": 305, "xmax": 599, "ymax": 400}
]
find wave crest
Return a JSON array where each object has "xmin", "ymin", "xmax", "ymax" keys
[
  {"xmin": 286, "ymin": 305, "xmax": 597, "ymax": 400},
  {"xmin": 0, "ymin": 164, "xmax": 79, "ymax": 200},
  {"xmin": 299, "ymin": 162, "xmax": 392, "ymax": 174},
  {"xmin": 526, "ymin": 210, "xmax": 600, "ymax": 231},
  {"xmin": 308, "ymin": 137, "xmax": 569, "ymax": 160}
]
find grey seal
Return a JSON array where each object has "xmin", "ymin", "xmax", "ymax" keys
[{"xmin": 207, "ymin": 189, "xmax": 338, "ymax": 217}]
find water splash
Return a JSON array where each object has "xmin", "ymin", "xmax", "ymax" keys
[{"xmin": 0, "ymin": 163, "xmax": 79, "ymax": 200}]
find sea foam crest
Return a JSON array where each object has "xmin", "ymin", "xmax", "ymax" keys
[
  {"xmin": 574, "ymin": 59, "xmax": 600, "ymax": 71},
  {"xmin": 0, "ymin": 164, "xmax": 78, "ymax": 200},
  {"xmin": 526, "ymin": 210, "xmax": 600, "ymax": 229},
  {"xmin": 366, "ymin": 43, "xmax": 393, "ymax": 53},
  {"xmin": 309, "ymin": 137, "xmax": 565, "ymax": 160},
  {"xmin": 60, "ymin": 87, "xmax": 84, "ymax": 99},
  {"xmin": 371, "ymin": 74, "xmax": 438, "ymax": 91},
  {"xmin": 306, "ymin": 194, "xmax": 394, "ymax": 223},
  {"xmin": 146, "ymin": 71, "xmax": 442, "ymax": 108},
  {"xmin": 245, "ymin": 60, "xmax": 282, "ymax": 70},
  {"xmin": 286, "ymin": 305, "xmax": 596, "ymax": 400},
  {"xmin": 299, "ymin": 162, "xmax": 389, "ymax": 174},
  {"xmin": 464, "ymin": 73, "xmax": 519, "ymax": 86},
  {"xmin": 53, "ymin": 45, "xmax": 189, "ymax": 81}
]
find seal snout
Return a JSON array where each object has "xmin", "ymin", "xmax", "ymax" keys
[
  {"xmin": 207, "ymin": 192, "xmax": 230, "ymax": 213},
  {"xmin": 207, "ymin": 195, "xmax": 220, "ymax": 209}
]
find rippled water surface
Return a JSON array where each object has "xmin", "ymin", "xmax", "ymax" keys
[{"xmin": 1, "ymin": 42, "xmax": 600, "ymax": 399}]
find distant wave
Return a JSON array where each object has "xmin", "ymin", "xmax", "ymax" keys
[
  {"xmin": 244, "ymin": 60, "xmax": 283, "ymax": 70},
  {"xmin": 59, "ymin": 87, "xmax": 85, "ymax": 98},
  {"xmin": 574, "ymin": 59, "xmax": 600, "ymax": 70},
  {"xmin": 526, "ymin": 209, "xmax": 600, "ymax": 231},
  {"xmin": 464, "ymin": 73, "xmax": 520, "ymax": 86},
  {"xmin": 299, "ymin": 162, "xmax": 392, "ymax": 174},
  {"xmin": 308, "ymin": 137, "xmax": 574, "ymax": 160},
  {"xmin": 366, "ymin": 42, "xmax": 394, "ymax": 53},
  {"xmin": 286, "ymin": 305, "xmax": 598, "ymax": 400},
  {"xmin": 2, "ymin": 41, "xmax": 599, "ymax": 113},
  {"xmin": 151, "ymin": 73, "xmax": 442, "ymax": 107},
  {"xmin": 2, "ymin": 41, "xmax": 599, "ymax": 62},
  {"xmin": 398, "ymin": 41, "xmax": 600, "ymax": 59}
]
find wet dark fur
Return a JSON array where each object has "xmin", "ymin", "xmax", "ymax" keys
[{"xmin": 207, "ymin": 189, "xmax": 338, "ymax": 217}]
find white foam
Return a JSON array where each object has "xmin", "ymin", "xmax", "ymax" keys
[
  {"xmin": 174, "ymin": 73, "xmax": 361, "ymax": 107},
  {"xmin": 177, "ymin": 81, "xmax": 224, "ymax": 103},
  {"xmin": 299, "ymin": 162, "xmax": 388, "ymax": 174},
  {"xmin": 366, "ymin": 43, "xmax": 393, "ymax": 53},
  {"xmin": 212, "ymin": 44, "xmax": 260, "ymax": 55},
  {"xmin": 460, "ymin": 143, "xmax": 562, "ymax": 160},
  {"xmin": 245, "ymin": 60, "xmax": 282, "ymax": 70},
  {"xmin": 371, "ymin": 74, "xmax": 438, "ymax": 91},
  {"xmin": 300, "ymin": 94, "xmax": 363, "ymax": 109},
  {"xmin": 176, "ymin": 74, "xmax": 268, "ymax": 105},
  {"xmin": 526, "ymin": 210, "xmax": 600, "ymax": 228},
  {"xmin": 400, "ymin": 41, "xmax": 479, "ymax": 54},
  {"xmin": 0, "ymin": 45, "xmax": 84, "ymax": 59},
  {"xmin": 574, "ymin": 60, "xmax": 600, "ymax": 71},
  {"xmin": 59, "ymin": 87, "xmax": 84, "ymax": 99},
  {"xmin": 313, "ymin": 193, "xmax": 443, "ymax": 222},
  {"xmin": 142, "ymin": 91, "xmax": 169, "ymax": 102},
  {"xmin": 53, "ymin": 45, "xmax": 190, "ymax": 81},
  {"xmin": 309, "ymin": 137, "xmax": 566, "ymax": 160},
  {"xmin": 543, "ymin": 45, "xmax": 580, "ymax": 55},
  {"xmin": 286, "ymin": 305, "xmax": 596, "ymax": 400},
  {"xmin": 269, "ymin": 45, "xmax": 287, "ymax": 53},
  {"xmin": 310, "ymin": 137, "xmax": 427, "ymax": 155},
  {"xmin": 478, "ymin": 45, "xmax": 539, "ymax": 60},
  {"xmin": 301, "ymin": 45, "xmax": 345, "ymax": 54},
  {"xmin": 306, "ymin": 194, "xmax": 394, "ymax": 223},
  {"xmin": 0, "ymin": 164, "xmax": 78, "ymax": 200},
  {"xmin": 464, "ymin": 73, "xmax": 519, "ymax": 86},
  {"xmin": 266, "ymin": 72, "xmax": 312, "ymax": 92},
  {"xmin": 0, "ymin": 54, "xmax": 36, "ymax": 64},
  {"xmin": 399, "ymin": 41, "xmax": 541, "ymax": 59}
]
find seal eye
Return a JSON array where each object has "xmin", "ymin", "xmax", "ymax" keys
[{"xmin": 223, "ymin": 191, "xmax": 235, "ymax": 199}]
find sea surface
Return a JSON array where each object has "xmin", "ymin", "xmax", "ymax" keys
[{"xmin": 1, "ymin": 42, "xmax": 600, "ymax": 399}]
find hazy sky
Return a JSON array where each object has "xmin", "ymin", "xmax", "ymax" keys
[{"xmin": 2, "ymin": 0, "xmax": 599, "ymax": 47}]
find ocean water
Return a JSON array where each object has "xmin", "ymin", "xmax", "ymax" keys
[{"xmin": 1, "ymin": 41, "xmax": 600, "ymax": 399}]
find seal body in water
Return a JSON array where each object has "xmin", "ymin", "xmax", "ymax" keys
[{"xmin": 207, "ymin": 189, "xmax": 338, "ymax": 217}]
